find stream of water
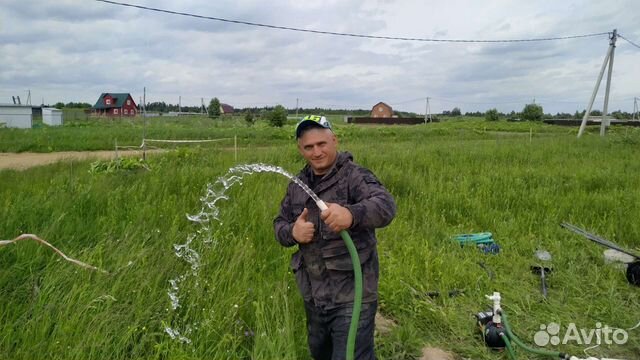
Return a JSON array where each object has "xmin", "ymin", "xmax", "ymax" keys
[{"xmin": 164, "ymin": 163, "xmax": 318, "ymax": 343}]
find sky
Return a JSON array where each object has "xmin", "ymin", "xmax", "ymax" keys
[{"xmin": 1, "ymin": 0, "xmax": 639, "ymax": 114}]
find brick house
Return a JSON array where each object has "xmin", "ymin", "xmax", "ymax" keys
[
  {"xmin": 92, "ymin": 93, "xmax": 138, "ymax": 117},
  {"xmin": 371, "ymin": 102, "xmax": 392, "ymax": 118}
]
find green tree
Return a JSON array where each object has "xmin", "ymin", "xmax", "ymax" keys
[
  {"xmin": 65, "ymin": 102, "xmax": 91, "ymax": 108},
  {"xmin": 521, "ymin": 103, "xmax": 544, "ymax": 121},
  {"xmin": 611, "ymin": 110, "xmax": 631, "ymax": 120},
  {"xmin": 451, "ymin": 107, "xmax": 461, "ymax": 116},
  {"xmin": 208, "ymin": 98, "xmax": 221, "ymax": 118},
  {"xmin": 485, "ymin": 108, "xmax": 499, "ymax": 121},
  {"xmin": 244, "ymin": 111, "xmax": 255, "ymax": 126},
  {"xmin": 268, "ymin": 105, "xmax": 287, "ymax": 127},
  {"xmin": 54, "ymin": 102, "xmax": 65, "ymax": 109}
]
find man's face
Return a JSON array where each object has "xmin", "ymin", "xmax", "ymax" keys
[{"xmin": 297, "ymin": 128, "xmax": 338, "ymax": 175}]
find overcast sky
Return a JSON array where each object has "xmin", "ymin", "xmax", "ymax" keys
[{"xmin": 1, "ymin": 0, "xmax": 639, "ymax": 114}]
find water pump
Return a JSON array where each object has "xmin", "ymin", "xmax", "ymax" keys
[
  {"xmin": 475, "ymin": 292, "xmax": 506, "ymax": 349},
  {"xmin": 475, "ymin": 292, "xmax": 628, "ymax": 360}
]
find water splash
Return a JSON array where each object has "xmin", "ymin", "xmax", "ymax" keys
[
  {"xmin": 164, "ymin": 163, "xmax": 319, "ymax": 343},
  {"xmin": 165, "ymin": 325, "xmax": 192, "ymax": 344},
  {"xmin": 187, "ymin": 164, "xmax": 319, "ymax": 226},
  {"xmin": 173, "ymin": 234, "xmax": 199, "ymax": 272}
]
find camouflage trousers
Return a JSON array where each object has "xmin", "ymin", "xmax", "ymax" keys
[{"xmin": 304, "ymin": 300, "xmax": 377, "ymax": 360}]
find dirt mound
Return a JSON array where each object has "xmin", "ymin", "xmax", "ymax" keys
[{"xmin": 419, "ymin": 347, "xmax": 459, "ymax": 360}]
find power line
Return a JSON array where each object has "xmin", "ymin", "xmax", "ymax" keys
[
  {"xmin": 430, "ymin": 97, "xmax": 531, "ymax": 105},
  {"xmin": 96, "ymin": 0, "xmax": 609, "ymax": 43},
  {"xmin": 429, "ymin": 96, "xmax": 634, "ymax": 107},
  {"xmin": 388, "ymin": 97, "xmax": 425, "ymax": 105},
  {"xmin": 619, "ymin": 34, "xmax": 640, "ymax": 49}
]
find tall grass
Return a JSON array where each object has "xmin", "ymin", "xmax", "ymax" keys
[
  {"xmin": 0, "ymin": 121, "xmax": 638, "ymax": 359},
  {"xmin": 0, "ymin": 115, "xmax": 565, "ymax": 153},
  {"xmin": 0, "ymin": 115, "xmax": 296, "ymax": 152}
]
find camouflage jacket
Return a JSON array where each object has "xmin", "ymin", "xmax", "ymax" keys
[{"xmin": 274, "ymin": 152, "xmax": 396, "ymax": 309}]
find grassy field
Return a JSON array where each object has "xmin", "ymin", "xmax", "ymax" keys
[
  {"xmin": 0, "ymin": 113, "xmax": 563, "ymax": 153},
  {"xmin": 1, "ymin": 118, "xmax": 639, "ymax": 359}
]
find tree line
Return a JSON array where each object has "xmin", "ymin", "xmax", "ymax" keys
[
  {"xmin": 443, "ymin": 105, "xmax": 638, "ymax": 121},
  {"xmin": 53, "ymin": 102, "xmax": 92, "ymax": 109},
  {"xmin": 51, "ymin": 99, "xmax": 637, "ymax": 122}
]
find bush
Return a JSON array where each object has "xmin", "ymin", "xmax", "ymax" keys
[
  {"xmin": 89, "ymin": 157, "xmax": 149, "ymax": 174},
  {"xmin": 244, "ymin": 111, "xmax": 255, "ymax": 126},
  {"xmin": 522, "ymin": 103, "xmax": 544, "ymax": 121},
  {"xmin": 208, "ymin": 98, "xmax": 221, "ymax": 118},
  {"xmin": 485, "ymin": 108, "xmax": 500, "ymax": 121},
  {"xmin": 268, "ymin": 105, "xmax": 287, "ymax": 127}
]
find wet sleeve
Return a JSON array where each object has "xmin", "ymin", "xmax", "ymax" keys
[
  {"xmin": 274, "ymin": 184, "xmax": 298, "ymax": 247},
  {"xmin": 345, "ymin": 168, "xmax": 396, "ymax": 230}
]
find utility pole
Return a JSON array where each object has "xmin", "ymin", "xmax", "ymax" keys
[
  {"xmin": 578, "ymin": 29, "xmax": 617, "ymax": 138},
  {"xmin": 26, "ymin": 90, "xmax": 31, "ymax": 105},
  {"xmin": 633, "ymin": 97, "xmax": 639, "ymax": 121},
  {"xmin": 143, "ymin": 87, "xmax": 147, "ymax": 161},
  {"xmin": 178, "ymin": 96, "xmax": 182, "ymax": 114},
  {"xmin": 599, "ymin": 29, "xmax": 617, "ymax": 136},
  {"xmin": 295, "ymin": 98, "xmax": 299, "ymax": 118},
  {"xmin": 424, "ymin": 97, "xmax": 431, "ymax": 123},
  {"xmin": 201, "ymin": 98, "xmax": 205, "ymax": 115}
]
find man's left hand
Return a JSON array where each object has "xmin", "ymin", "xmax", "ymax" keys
[{"xmin": 320, "ymin": 203, "xmax": 353, "ymax": 233}]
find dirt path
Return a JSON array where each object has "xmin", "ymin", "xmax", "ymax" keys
[{"xmin": 0, "ymin": 150, "xmax": 161, "ymax": 171}]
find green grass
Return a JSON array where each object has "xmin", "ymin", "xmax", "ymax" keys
[
  {"xmin": 0, "ymin": 114, "xmax": 566, "ymax": 153},
  {"xmin": 0, "ymin": 120, "xmax": 639, "ymax": 359},
  {"xmin": 0, "ymin": 115, "xmax": 299, "ymax": 152}
]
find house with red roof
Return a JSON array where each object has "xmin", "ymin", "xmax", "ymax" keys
[
  {"xmin": 92, "ymin": 93, "xmax": 137, "ymax": 117},
  {"xmin": 220, "ymin": 103, "xmax": 234, "ymax": 115}
]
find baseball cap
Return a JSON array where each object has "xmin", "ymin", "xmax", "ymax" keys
[{"xmin": 295, "ymin": 115, "xmax": 332, "ymax": 138}]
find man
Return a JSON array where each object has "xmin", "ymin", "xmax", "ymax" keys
[{"xmin": 274, "ymin": 115, "xmax": 396, "ymax": 360}]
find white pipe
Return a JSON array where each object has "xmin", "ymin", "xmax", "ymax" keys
[
  {"xmin": 316, "ymin": 200, "xmax": 328, "ymax": 211},
  {"xmin": 486, "ymin": 292, "xmax": 502, "ymax": 324}
]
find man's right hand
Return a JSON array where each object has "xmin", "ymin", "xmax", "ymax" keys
[{"xmin": 292, "ymin": 208, "xmax": 315, "ymax": 244}]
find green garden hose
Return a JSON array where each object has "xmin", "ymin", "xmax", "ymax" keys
[
  {"xmin": 316, "ymin": 200, "xmax": 362, "ymax": 360},
  {"xmin": 339, "ymin": 229, "xmax": 363, "ymax": 360},
  {"xmin": 499, "ymin": 333, "xmax": 517, "ymax": 360},
  {"xmin": 501, "ymin": 311, "xmax": 566, "ymax": 359}
]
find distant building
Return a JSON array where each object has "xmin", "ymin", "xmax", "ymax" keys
[
  {"xmin": 92, "ymin": 93, "xmax": 138, "ymax": 117},
  {"xmin": 0, "ymin": 104, "xmax": 33, "ymax": 128},
  {"xmin": 371, "ymin": 102, "xmax": 392, "ymax": 118},
  {"xmin": 346, "ymin": 101, "xmax": 424, "ymax": 125},
  {"xmin": 42, "ymin": 108, "xmax": 63, "ymax": 126},
  {"xmin": 220, "ymin": 103, "xmax": 234, "ymax": 115}
]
